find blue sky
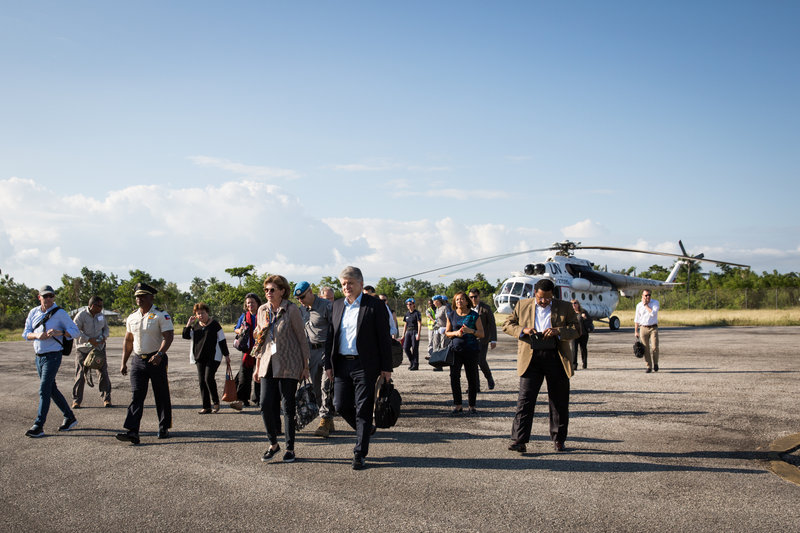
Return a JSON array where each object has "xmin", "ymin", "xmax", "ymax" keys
[{"xmin": 1, "ymin": 1, "xmax": 798, "ymax": 289}]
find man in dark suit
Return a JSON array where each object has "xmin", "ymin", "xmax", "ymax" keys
[
  {"xmin": 503, "ymin": 278, "xmax": 579, "ymax": 453},
  {"xmin": 324, "ymin": 266, "xmax": 393, "ymax": 470}
]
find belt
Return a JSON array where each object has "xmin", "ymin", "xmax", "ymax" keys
[
  {"xmin": 340, "ymin": 354, "xmax": 359, "ymax": 360},
  {"xmin": 137, "ymin": 351, "xmax": 157, "ymax": 360},
  {"xmin": 35, "ymin": 350, "xmax": 62, "ymax": 357},
  {"xmin": 309, "ymin": 342, "xmax": 325, "ymax": 350},
  {"xmin": 642, "ymin": 324, "xmax": 658, "ymax": 328}
]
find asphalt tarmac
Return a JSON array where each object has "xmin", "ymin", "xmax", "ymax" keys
[{"xmin": 2, "ymin": 326, "xmax": 799, "ymax": 532}]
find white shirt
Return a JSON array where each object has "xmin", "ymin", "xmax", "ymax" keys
[
  {"xmin": 339, "ymin": 293, "xmax": 362, "ymax": 355},
  {"xmin": 126, "ymin": 305, "xmax": 174, "ymax": 354},
  {"xmin": 535, "ymin": 303, "xmax": 552, "ymax": 332},
  {"xmin": 634, "ymin": 299, "xmax": 660, "ymax": 326}
]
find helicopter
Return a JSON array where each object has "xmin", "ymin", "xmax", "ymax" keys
[{"xmin": 397, "ymin": 240, "xmax": 749, "ymax": 330}]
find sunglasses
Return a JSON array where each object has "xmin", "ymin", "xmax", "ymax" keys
[
  {"xmin": 264, "ymin": 287, "xmax": 278, "ymax": 293},
  {"xmin": 41, "ymin": 294, "xmax": 55, "ymax": 299}
]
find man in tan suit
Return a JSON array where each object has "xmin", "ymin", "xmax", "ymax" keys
[{"xmin": 503, "ymin": 279, "xmax": 579, "ymax": 453}]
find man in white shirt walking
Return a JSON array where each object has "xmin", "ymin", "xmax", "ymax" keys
[{"xmin": 634, "ymin": 290, "xmax": 660, "ymax": 373}]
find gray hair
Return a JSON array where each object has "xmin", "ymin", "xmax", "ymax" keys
[{"xmin": 339, "ymin": 266, "xmax": 363, "ymax": 283}]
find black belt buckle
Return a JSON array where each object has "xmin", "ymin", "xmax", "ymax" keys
[{"xmin": 341, "ymin": 354, "xmax": 359, "ymax": 360}]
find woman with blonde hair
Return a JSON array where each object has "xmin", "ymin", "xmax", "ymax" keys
[{"xmin": 253, "ymin": 275, "xmax": 310, "ymax": 463}]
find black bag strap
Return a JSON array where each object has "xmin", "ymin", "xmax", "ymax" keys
[{"xmin": 33, "ymin": 306, "xmax": 68, "ymax": 348}]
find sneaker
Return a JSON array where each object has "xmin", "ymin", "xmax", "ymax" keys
[
  {"xmin": 71, "ymin": 401, "xmax": 80, "ymax": 409},
  {"xmin": 314, "ymin": 419, "xmax": 330, "ymax": 438},
  {"xmin": 352, "ymin": 454, "xmax": 365, "ymax": 470},
  {"xmin": 282, "ymin": 450, "xmax": 296, "ymax": 463},
  {"xmin": 230, "ymin": 401, "xmax": 243, "ymax": 411},
  {"xmin": 261, "ymin": 445, "xmax": 280, "ymax": 462},
  {"xmin": 25, "ymin": 425, "xmax": 44, "ymax": 438},
  {"xmin": 58, "ymin": 415, "xmax": 78, "ymax": 431}
]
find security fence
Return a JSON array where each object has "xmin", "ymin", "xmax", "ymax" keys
[{"xmin": 614, "ymin": 287, "xmax": 800, "ymax": 311}]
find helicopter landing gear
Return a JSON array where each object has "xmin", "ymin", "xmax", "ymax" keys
[{"xmin": 608, "ymin": 316, "xmax": 620, "ymax": 330}]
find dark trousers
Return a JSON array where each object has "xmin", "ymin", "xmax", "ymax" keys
[
  {"xmin": 403, "ymin": 329, "xmax": 419, "ymax": 368},
  {"xmin": 235, "ymin": 360, "xmax": 260, "ymax": 405},
  {"xmin": 572, "ymin": 335, "xmax": 588, "ymax": 367},
  {"xmin": 333, "ymin": 356, "xmax": 375, "ymax": 458},
  {"xmin": 511, "ymin": 349, "xmax": 570, "ymax": 445},
  {"xmin": 196, "ymin": 359, "xmax": 221, "ymax": 409},
  {"xmin": 477, "ymin": 342, "xmax": 494, "ymax": 384},
  {"xmin": 124, "ymin": 354, "xmax": 171, "ymax": 433},
  {"xmin": 450, "ymin": 347, "xmax": 479, "ymax": 407},
  {"xmin": 260, "ymin": 368, "xmax": 298, "ymax": 450}
]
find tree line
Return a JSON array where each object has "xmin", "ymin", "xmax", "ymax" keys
[{"xmin": 2, "ymin": 263, "xmax": 798, "ymax": 328}]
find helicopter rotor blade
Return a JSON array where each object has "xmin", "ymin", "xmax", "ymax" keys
[
  {"xmin": 575, "ymin": 245, "xmax": 749, "ymax": 268},
  {"xmin": 394, "ymin": 247, "xmax": 555, "ymax": 281}
]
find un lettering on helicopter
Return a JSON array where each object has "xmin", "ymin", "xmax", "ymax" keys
[{"xmin": 397, "ymin": 240, "xmax": 749, "ymax": 331}]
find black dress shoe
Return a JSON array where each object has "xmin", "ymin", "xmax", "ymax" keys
[
  {"xmin": 158, "ymin": 429, "xmax": 169, "ymax": 439},
  {"xmin": 352, "ymin": 455, "xmax": 365, "ymax": 470},
  {"xmin": 554, "ymin": 441, "xmax": 565, "ymax": 452},
  {"xmin": 654, "ymin": 364, "xmax": 659, "ymax": 372},
  {"xmin": 508, "ymin": 442, "xmax": 526, "ymax": 453},
  {"xmin": 116, "ymin": 431, "xmax": 140, "ymax": 445},
  {"xmin": 487, "ymin": 377, "xmax": 495, "ymax": 390},
  {"xmin": 261, "ymin": 445, "xmax": 280, "ymax": 462}
]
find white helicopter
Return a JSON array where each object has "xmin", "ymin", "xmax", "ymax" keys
[{"xmin": 398, "ymin": 241, "xmax": 749, "ymax": 330}]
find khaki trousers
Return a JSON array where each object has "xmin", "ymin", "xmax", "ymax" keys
[{"xmin": 640, "ymin": 325, "xmax": 659, "ymax": 369}]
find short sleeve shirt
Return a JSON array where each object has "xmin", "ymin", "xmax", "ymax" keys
[
  {"xmin": 404, "ymin": 310, "xmax": 421, "ymax": 330},
  {"xmin": 126, "ymin": 306, "xmax": 174, "ymax": 354}
]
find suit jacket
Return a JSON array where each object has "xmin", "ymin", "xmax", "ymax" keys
[
  {"xmin": 475, "ymin": 301, "xmax": 497, "ymax": 347},
  {"xmin": 502, "ymin": 298, "xmax": 580, "ymax": 378},
  {"xmin": 324, "ymin": 293, "xmax": 393, "ymax": 380}
]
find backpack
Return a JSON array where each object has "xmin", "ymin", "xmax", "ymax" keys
[
  {"xmin": 374, "ymin": 378, "xmax": 402, "ymax": 429},
  {"xmin": 34, "ymin": 305, "xmax": 74, "ymax": 356}
]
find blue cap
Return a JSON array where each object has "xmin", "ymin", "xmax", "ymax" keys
[
  {"xmin": 442, "ymin": 295, "xmax": 448, "ymax": 301},
  {"xmin": 432, "ymin": 295, "xmax": 443, "ymax": 301},
  {"xmin": 294, "ymin": 281, "xmax": 311, "ymax": 297},
  {"xmin": 405, "ymin": 298, "xmax": 415, "ymax": 304}
]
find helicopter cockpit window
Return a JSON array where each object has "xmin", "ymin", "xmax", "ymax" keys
[
  {"xmin": 500, "ymin": 282, "xmax": 513, "ymax": 295},
  {"xmin": 510, "ymin": 282, "xmax": 524, "ymax": 296},
  {"xmin": 523, "ymin": 284, "xmax": 533, "ymax": 297}
]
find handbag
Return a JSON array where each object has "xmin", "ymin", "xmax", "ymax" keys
[
  {"xmin": 221, "ymin": 362, "xmax": 238, "ymax": 402},
  {"xmin": 428, "ymin": 344, "xmax": 454, "ymax": 369},
  {"xmin": 374, "ymin": 377, "xmax": 402, "ymax": 429},
  {"xmin": 295, "ymin": 379, "xmax": 318, "ymax": 430},
  {"xmin": 390, "ymin": 338, "xmax": 403, "ymax": 368},
  {"xmin": 83, "ymin": 346, "xmax": 106, "ymax": 370},
  {"xmin": 233, "ymin": 315, "xmax": 253, "ymax": 352}
]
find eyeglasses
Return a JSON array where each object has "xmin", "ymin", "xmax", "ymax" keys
[
  {"xmin": 264, "ymin": 287, "xmax": 278, "ymax": 293},
  {"xmin": 469, "ymin": 295, "xmax": 479, "ymax": 299}
]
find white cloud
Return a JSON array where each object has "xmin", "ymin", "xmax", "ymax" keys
[
  {"xmin": 561, "ymin": 218, "xmax": 605, "ymax": 239},
  {"xmin": 393, "ymin": 188, "xmax": 510, "ymax": 201},
  {"xmin": 187, "ymin": 156, "xmax": 301, "ymax": 180}
]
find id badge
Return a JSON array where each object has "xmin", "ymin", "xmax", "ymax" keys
[{"xmin": 268, "ymin": 341, "xmax": 277, "ymax": 355}]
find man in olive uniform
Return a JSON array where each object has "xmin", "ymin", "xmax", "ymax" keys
[
  {"xmin": 116, "ymin": 282, "xmax": 174, "ymax": 444},
  {"xmin": 295, "ymin": 281, "xmax": 336, "ymax": 438}
]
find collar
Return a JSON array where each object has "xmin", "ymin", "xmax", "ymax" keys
[{"xmin": 345, "ymin": 293, "xmax": 364, "ymax": 307}]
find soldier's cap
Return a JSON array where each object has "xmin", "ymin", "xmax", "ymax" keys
[
  {"xmin": 405, "ymin": 298, "xmax": 415, "ymax": 304},
  {"xmin": 294, "ymin": 281, "xmax": 311, "ymax": 297},
  {"xmin": 432, "ymin": 295, "xmax": 443, "ymax": 301},
  {"xmin": 134, "ymin": 282, "xmax": 158, "ymax": 296},
  {"xmin": 38, "ymin": 285, "xmax": 56, "ymax": 296}
]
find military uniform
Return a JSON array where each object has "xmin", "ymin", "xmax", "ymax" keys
[{"xmin": 121, "ymin": 284, "xmax": 174, "ymax": 439}]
